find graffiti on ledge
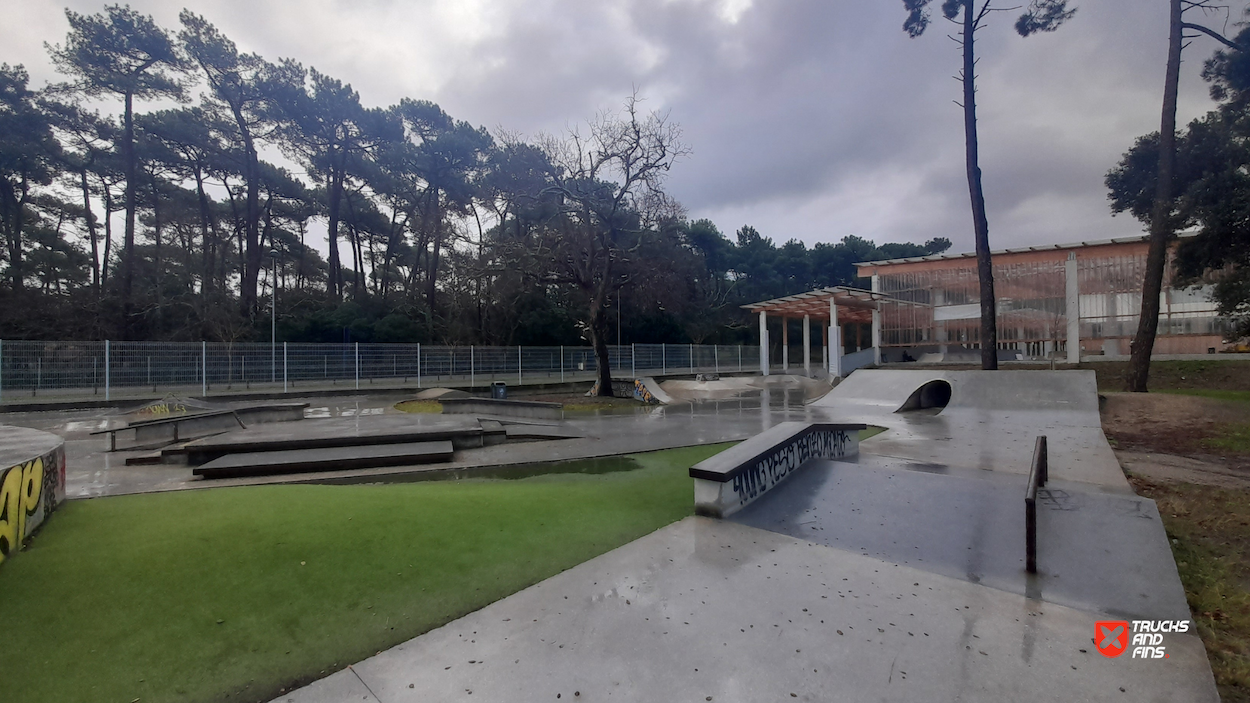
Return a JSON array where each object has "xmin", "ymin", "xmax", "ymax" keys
[
  {"xmin": 0, "ymin": 450, "xmax": 63, "ymax": 565},
  {"xmin": 730, "ymin": 429, "xmax": 852, "ymax": 506}
]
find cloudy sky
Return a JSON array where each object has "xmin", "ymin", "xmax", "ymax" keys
[{"xmin": 2, "ymin": 0, "xmax": 1233, "ymax": 255}]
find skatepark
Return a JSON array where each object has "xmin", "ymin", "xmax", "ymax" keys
[{"xmin": 0, "ymin": 366, "xmax": 1218, "ymax": 702}]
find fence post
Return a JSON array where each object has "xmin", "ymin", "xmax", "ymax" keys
[
  {"xmin": 105, "ymin": 339, "xmax": 111, "ymax": 402},
  {"xmin": 417, "ymin": 343, "xmax": 422, "ymax": 389},
  {"xmin": 690, "ymin": 343, "xmax": 694, "ymax": 374},
  {"xmin": 738, "ymin": 345, "xmax": 742, "ymax": 372},
  {"xmin": 470, "ymin": 345, "xmax": 475, "ymax": 388},
  {"xmin": 662, "ymin": 343, "xmax": 666, "ymax": 375},
  {"xmin": 0, "ymin": 339, "xmax": 4, "ymax": 404},
  {"xmin": 200, "ymin": 341, "xmax": 205, "ymax": 397},
  {"xmin": 355, "ymin": 342, "xmax": 360, "ymax": 390},
  {"xmin": 560, "ymin": 346, "xmax": 564, "ymax": 383},
  {"xmin": 518, "ymin": 345, "xmax": 522, "ymax": 386},
  {"xmin": 631, "ymin": 343, "xmax": 636, "ymax": 378},
  {"xmin": 715, "ymin": 345, "xmax": 719, "ymax": 374},
  {"xmin": 283, "ymin": 342, "xmax": 288, "ymax": 393}
]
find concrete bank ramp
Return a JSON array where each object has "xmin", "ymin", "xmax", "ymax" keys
[
  {"xmin": 813, "ymin": 370, "xmax": 1127, "ymax": 490},
  {"xmin": 816, "ymin": 368, "xmax": 1098, "ymax": 414}
]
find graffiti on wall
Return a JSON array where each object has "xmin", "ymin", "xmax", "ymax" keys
[
  {"xmin": 0, "ymin": 450, "xmax": 63, "ymax": 565},
  {"xmin": 729, "ymin": 428, "xmax": 853, "ymax": 507}
]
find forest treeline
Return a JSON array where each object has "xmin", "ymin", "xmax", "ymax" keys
[{"xmin": 0, "ymin": 5, "xmax": 950, "ymax": 358}]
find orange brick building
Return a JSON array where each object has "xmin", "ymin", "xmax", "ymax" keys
[{"xmin": 855, "ymin": 234, "xmax": 1230, "ymax": 362}]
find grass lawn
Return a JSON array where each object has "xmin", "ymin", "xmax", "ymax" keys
[
  {"xmin": 1131, "ymin": 477, "xmax": 1250, "ymax": 702},
  {"xmin": 1158, "ymin": 388, "xmax": 1250, "ymax": 405},
  {"xmin": 0, "ymin": 443, "xmax": 730, "ymax": 703}
]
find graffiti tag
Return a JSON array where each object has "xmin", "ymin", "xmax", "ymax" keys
[
  {"xmin": 730, "ymin": 429, "xmax": 851, "ymax": 506},
  {"xmin": 0, "ymin": 457, "xmax": 44, "ymax": 564}
]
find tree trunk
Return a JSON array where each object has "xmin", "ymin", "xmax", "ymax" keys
[
  {"xmin": 102, "ymin": 184, "xmax": 113, "ymax": 287},
  {"xmin": 122, "ymin": 91, "xmax": 137, "ymax": 332},
  {"xmin": 589, "ymin": 289, "xmax": 614, "ymax": 397},
  {"xmin": 194, "ymin": 167, "xmax": 213, "ymax": 295},
  {"xmin": 961, "ymin": 0, "xmax": 998, "ymax": 370},
  {"xmin": 427, "ymin": 192, "xmax": 443, "ymax": 327},
  {"xmin": 80, "ymin": 169, "xmax": 100, "ymax": 294},
  {"xmin": 0, "ymin": 176, "xmax": 23, "ymax": 292},
  {"xmin": 1127, "ymin": 0, "xmax": 1183, "ymax": 392},
  {"xmin": 327, "ymin": 171, "xmax": 343, "ymax": 300},
  {"xmin": 239, "ymin": 127, "xmax": 262, "ymax": 317}
]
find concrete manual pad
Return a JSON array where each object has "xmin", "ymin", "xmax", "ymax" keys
[
  {"xmin": 274, "ymin": 517, "xmax": 1216, "ymax": 703},
  {"xmin": 193, "ymin": 441, "xmax": 454, "ymax": 479},
  {"xmin": 731, "ymin": 457, "xmax": 1191, "ymax": 622}
]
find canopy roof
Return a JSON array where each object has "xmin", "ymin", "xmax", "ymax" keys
[{"xmin": 740, "ymin": 286, "xmax": 912, "ymax": 324}]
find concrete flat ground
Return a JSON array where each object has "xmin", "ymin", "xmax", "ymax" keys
[
  {"xmin": 273, "ymin": 518, "xmax": 1215, "ymax": 703},
  {"xmin": 0, "ymin": 388, "xmax": 821, "ymax": 497},
  {"xmin": 273, "ymin": 369, "xmax": 1217, "ymax": 702}
]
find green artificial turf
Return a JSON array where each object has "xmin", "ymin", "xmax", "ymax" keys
[{"xmin": 0, "ymin": 443, "xmax": 731, "ymax": 703}]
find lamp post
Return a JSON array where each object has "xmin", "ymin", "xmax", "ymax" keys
[{"xmin": 270, "ymin": 248, "xmax": 279, "ymax": 384}]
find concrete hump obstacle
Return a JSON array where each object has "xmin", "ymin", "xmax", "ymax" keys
[
  {"xmin": 690, "ymin": 422, "xmax": 865, "ymax": 518},
  {"xmin": 0, "ymin": 425, "xmax": 66, "ymax": 566}
]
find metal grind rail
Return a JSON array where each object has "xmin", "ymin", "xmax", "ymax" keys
[{"xmin": 1025, "ymin": 435, "xmax": 1049, "ymax": 574}]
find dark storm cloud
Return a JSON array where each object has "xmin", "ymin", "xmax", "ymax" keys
[{"xmin": 3, "ymin": 0, "xmax": 1226, "ymax": 254}]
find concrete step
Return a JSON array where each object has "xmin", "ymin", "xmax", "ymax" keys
[
  {"xmin": 192, "ymin": 440, "xmax": 454, "ymax": 479},
  {"xmin": 178, "ymin": 416, "xmax": 484, "ymax": 464}
]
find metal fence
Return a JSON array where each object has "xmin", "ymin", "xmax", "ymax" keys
[{"xmin": 0, "ymin": 340, "xmax": 760, "ymax": 403}]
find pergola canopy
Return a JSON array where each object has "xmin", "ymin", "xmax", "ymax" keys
[{"xmin": 740, "ymin": 286, "xmax": 904, "ymax": 324}]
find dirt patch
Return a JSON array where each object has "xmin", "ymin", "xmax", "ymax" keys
[
  {"xmin": 1129, "ymin": 475, "xmax": 1250, "ymax": 701},
  {"xmin": 1101, "ymin": 392, "xmax": 1250, "ymax": 472},
  {"xmin": 1116, "ymin": 450, "xmax": 1250, "ymax": 489}
]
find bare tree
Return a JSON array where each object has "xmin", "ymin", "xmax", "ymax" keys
[{"xmin": 533, "ymin": 95, "xmax": 688, "ymax": 396}]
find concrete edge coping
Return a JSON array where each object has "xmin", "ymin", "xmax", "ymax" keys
[{"xmin": 689, "ymin": 421, "xmax": 867, "ymax": 483}]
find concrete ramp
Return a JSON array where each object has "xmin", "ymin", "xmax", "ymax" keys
[
  {"xmin": 812, "ymin": 370, "xmax": 1126, "ymax": 490},
  {"xmin": 815, "ymin": 369, "xmax": 1099, "ymax": 415}
]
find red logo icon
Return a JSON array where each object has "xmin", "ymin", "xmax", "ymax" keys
[{"xmin": 1095, "ymin": 620, "xmax": 1129, "ymax": 658}]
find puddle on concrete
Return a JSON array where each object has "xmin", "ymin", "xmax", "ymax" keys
[{"xmin": 473, "ymin": 456, "xmax": 642, "ymax": 480}]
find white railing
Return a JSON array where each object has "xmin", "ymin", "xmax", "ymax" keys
[{"xmin": 0, "ymin": 341, "xmax": 759, "ymax": 404}]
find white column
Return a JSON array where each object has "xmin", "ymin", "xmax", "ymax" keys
[
  {"xmin": 871, "ymin": 274, "xmax": 883, "ymax": 366},
  {"xmin": 829, "ymin": 299, "xmax": 842, "ymax": 378},
  {"xmin": 1066, "ymin": 252, "xmax": 1080, "ymax": 364},
  {"xmin": 782, "ymin": 317, "xmax": 789, "ymax": 372},
  {"xmin": 759, "ymin": 310, "xmax": 769, "ymax": 376},
  {"xmin": 802, "ymin": 315, "xmax": 811, "ymax": 377}
]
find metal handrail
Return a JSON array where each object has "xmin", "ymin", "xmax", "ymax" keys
[{"xmin": 1025, "ymin": 435, "xmax": 1048, "ymax": 574}]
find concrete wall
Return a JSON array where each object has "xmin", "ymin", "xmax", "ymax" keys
[{"xmin": 0, "ymin": 427, "xmax": 66, "ymax": 565}]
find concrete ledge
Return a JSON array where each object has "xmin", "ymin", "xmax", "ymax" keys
[
  {"xmin": 440, "ymin": 397, "xmax": 563, "ymax": 421},
  {"xmin": 690, "ymin": 422, "xmax": 864, "ymax": 518},
  {"xmin": 0, "ymin": 425, "xmax": 66, "ymax": 565}
]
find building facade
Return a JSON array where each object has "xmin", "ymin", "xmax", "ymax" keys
[{"xmin": 854, "ymin": 235, "xmax": 1230, "ymax": 362}]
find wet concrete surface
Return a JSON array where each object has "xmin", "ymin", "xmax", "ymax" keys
[
  {"xmin": 0, "ymin": 389, "xmax": 821, "ymax": 498},
  {"xmin": 271, "ymin": 517, "xmax": 1217, "ymax": 703},
  {"xmin": 731, "ymin": 456, "xmax": 1190, "ymax": 622}
]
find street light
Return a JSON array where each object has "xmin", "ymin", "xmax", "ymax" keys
[{"xmin": 270, "ymin": 248, "xmax": 279, "ymax": 384}]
